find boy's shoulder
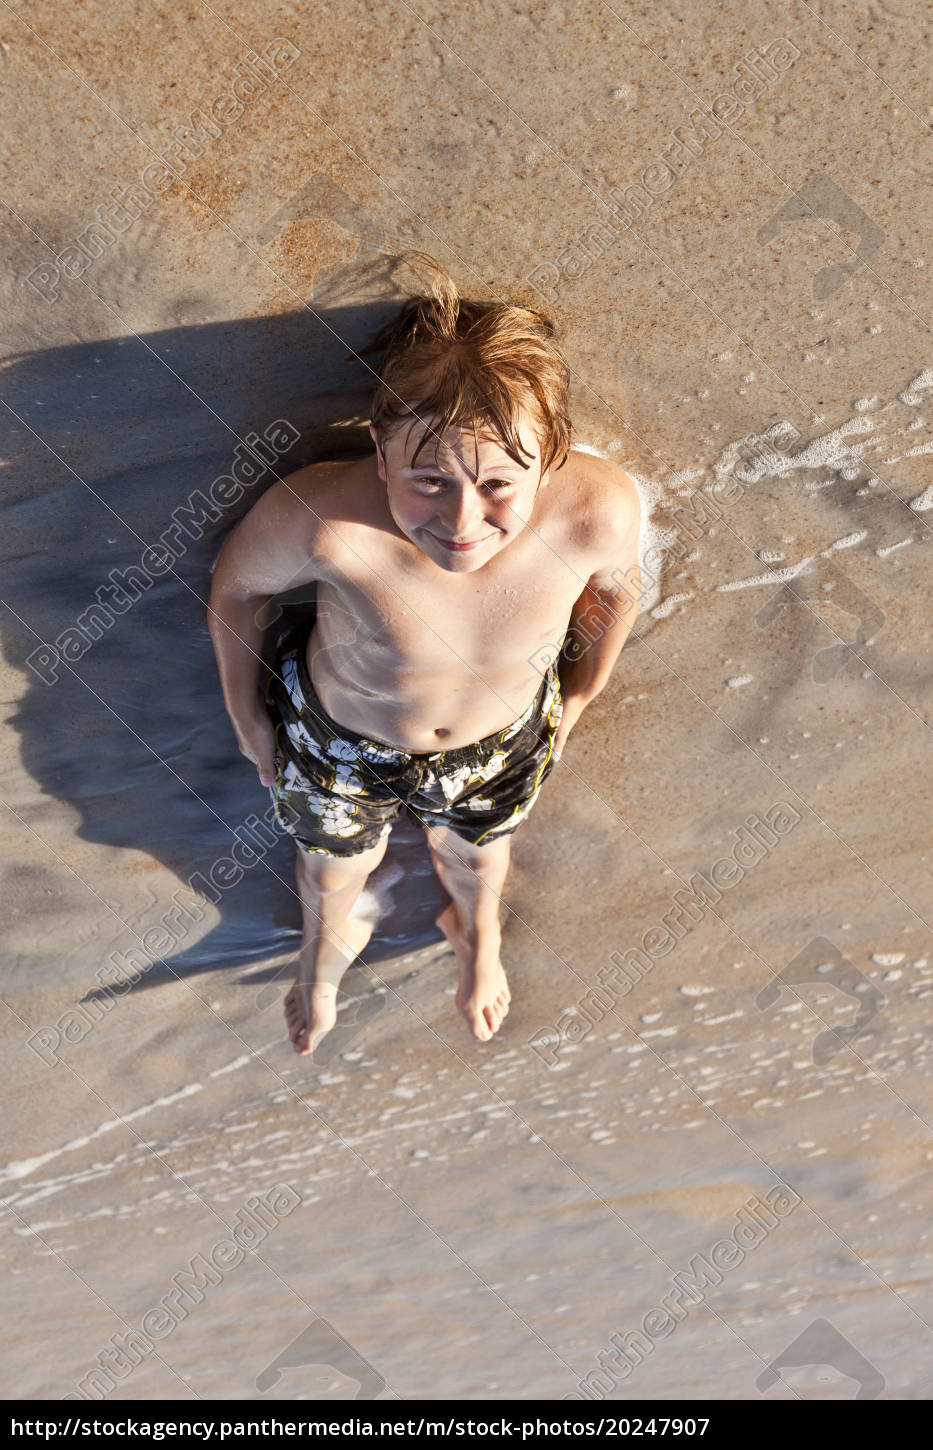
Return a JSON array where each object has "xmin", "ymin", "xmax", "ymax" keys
[
  {"xmin": 259, "ymin": 455, "xmax": 384, "ymax": 551},
  {"xmin": 552, "ymin": 448, "xmax": 641, "ymax": 557},
  {"xmin": 215, "ymin": 457, "xmax": 383, "ymax": 596}
]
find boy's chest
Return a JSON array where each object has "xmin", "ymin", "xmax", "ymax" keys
[{"xmin": 330, "ymin": 542, "xmax": 588, "ymax": 669}]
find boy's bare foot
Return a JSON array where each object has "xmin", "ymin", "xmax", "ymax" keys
[
  {"xmin": 285, "ymin": 917, "xmax": 374, "ymax": 1056},
  {"xmin": 437, "ymin": 903, "xmax": 511, "ymax": 1043}
]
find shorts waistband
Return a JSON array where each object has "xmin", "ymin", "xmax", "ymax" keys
[{"xmin": 277, "ymin": 643, "xmax": 556, "ymax": 767}]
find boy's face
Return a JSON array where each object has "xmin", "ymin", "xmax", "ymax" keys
[{"xmin": 370, "ymin": 409, "xmax": 549, "ymax": 574}]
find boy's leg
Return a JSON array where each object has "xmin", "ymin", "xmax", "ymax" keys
[
  {"xmin": 285, "ymin": 834, "xmax": 389, "ymax": 1055},
  {"xmin": 424, "ymin": 825, "xmax": 512, "ymax": 1043}
]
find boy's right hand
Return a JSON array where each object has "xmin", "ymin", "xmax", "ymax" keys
[{"xmin": 235, "ymin": 710, "xmax": 278, "ymax": 788}]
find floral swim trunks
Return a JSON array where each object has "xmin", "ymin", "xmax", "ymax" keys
[{"xmin": 264, "ymin": 642, "xmax": 563, "ymax": 858}]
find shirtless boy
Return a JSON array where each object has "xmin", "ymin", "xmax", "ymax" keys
[{"xmin": 209, "ymin": 256, "xmax": 641, "ymax": 1056}]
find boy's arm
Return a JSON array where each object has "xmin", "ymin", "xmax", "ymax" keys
[
  {"xmin": 553, "ymin": 475, "xmax": 642, "ymax": 761},
  {"xmin": 208, "ymin": 474, "xmax": 324, "ymax": 785}
]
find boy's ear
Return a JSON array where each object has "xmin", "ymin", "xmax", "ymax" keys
[{"xmin": 369, "ymin": 423, "xmax": 387, "ymax": 482}]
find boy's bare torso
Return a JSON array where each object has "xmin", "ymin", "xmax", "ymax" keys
[{"xmin": 268, "ymin": 450, "xmax": 637, "ymax": 752}]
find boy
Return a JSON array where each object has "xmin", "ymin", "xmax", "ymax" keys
[{"xmin": 208, "ymin": 255, "xmax": 641, "ymax": 1055}]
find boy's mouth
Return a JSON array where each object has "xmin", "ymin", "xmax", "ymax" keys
[{"xmin": 427, "ymin": 532, "xmax": 496, "ymax": 553}]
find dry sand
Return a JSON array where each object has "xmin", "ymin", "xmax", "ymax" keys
[{"xmin": 1, "ymin": 0, "xmax": 931, "ymax": 1403}]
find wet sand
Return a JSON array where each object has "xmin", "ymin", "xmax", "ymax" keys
[{"xmin": 1, "ymin": 0, "xmax": 931, "ymax": 1401}]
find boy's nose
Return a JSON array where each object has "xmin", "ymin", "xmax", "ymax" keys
[{"xmin": 441, "ymin": 486, "xmax": 485, "ymax": 537}]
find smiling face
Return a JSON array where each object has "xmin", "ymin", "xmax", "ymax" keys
[{"xmin": 370, "ymin": 408, "xmax": 549, "ymax": 574}]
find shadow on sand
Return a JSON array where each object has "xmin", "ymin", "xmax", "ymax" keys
[{"xmin": 2, "ymin": 268, "xmax": 447, "ymax": 1011}]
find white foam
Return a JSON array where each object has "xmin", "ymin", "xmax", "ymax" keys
[
  {"xmin": 897, "ymin": 368, "xmax": 933, "ymax": 405},
  {"xmin": 871, "ymin": 952, "xmax": 905, "ymax": 967},
  {"xmin": 716, "ymin": 558, "xmax": 814, "ymax": 593},
  {"xmin": 875, "ymin": 539, "xmax": 913, "ymax": 557},
  {"xmin": 209, "ymin": 1055, "xmax": 253, "ymax": 1077},
  {"xmin": 829, "ymin": 531, "xmax": 867, "ymax": 550},
  {"xmin": 909, "ymin": 485, "xmax": 933, "ymax": 511},
  {"xmin": 354, "ymin": 861, "xmax": 404, "ymax": 924},
  {"xmin": 572, "ymin": 443, "xmax": 611, "ymax": 458},
  {"xmin": 713, "ymin": 416, "xmax": 873, "ymax": 490},
  {"xmin": 725, "ymin": 675, "xmax": 754, "ymax": 688},
  {"xmin": 1, "ymin": 1083, "xmax": 203, "ymax": 1183},
  {"xmin": 652, "ymin": 592, "xmax": 692, "ymax": 619}
]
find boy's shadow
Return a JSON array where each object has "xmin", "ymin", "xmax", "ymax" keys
[{"xmin": 2, "ymin": 280, "xmax": 446, "ymax": 1001}]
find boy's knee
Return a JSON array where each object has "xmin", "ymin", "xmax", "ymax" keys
[
  {"xmin": 426, "ymin": 825, "xmax": 467, "ymax": 862},
  {"xmin": 427, "ymin": 826, "xmax": 509, "ymax": 871},
  {"xmin": 297, "ymin": 842, "xmax": 383, "ymax": 891}
]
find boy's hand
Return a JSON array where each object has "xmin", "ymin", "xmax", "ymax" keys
[
  {"xmin": 552, "ymin": 692, "xmax": 588, "ymax": 763},
  {"xmin": 236, "ymin": 708, "xmax": 278, "ymax": 788}
]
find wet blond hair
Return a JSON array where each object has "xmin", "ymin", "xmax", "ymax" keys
[{"xmin": 359, "ymin": 253, "xmax": 572, "ymax": 475}]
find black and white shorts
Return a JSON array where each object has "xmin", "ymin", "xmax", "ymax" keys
[{"xmin": 264, "ymin": 642, "xmax": 563, "ymax": 858}]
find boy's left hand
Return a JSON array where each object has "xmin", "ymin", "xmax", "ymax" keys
[{"xmin": 552, "ymin": 692, "xmax": 589, "ymax": 762}]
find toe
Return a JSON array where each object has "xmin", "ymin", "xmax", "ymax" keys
[{"xmin": 473, "ymin": 1011, "xmax": 492, "ymax": 1042}]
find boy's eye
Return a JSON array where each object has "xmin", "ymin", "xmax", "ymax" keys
[{"xmin": 413, "ymin": 475, "xmax": 514, "ymax": 491}]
